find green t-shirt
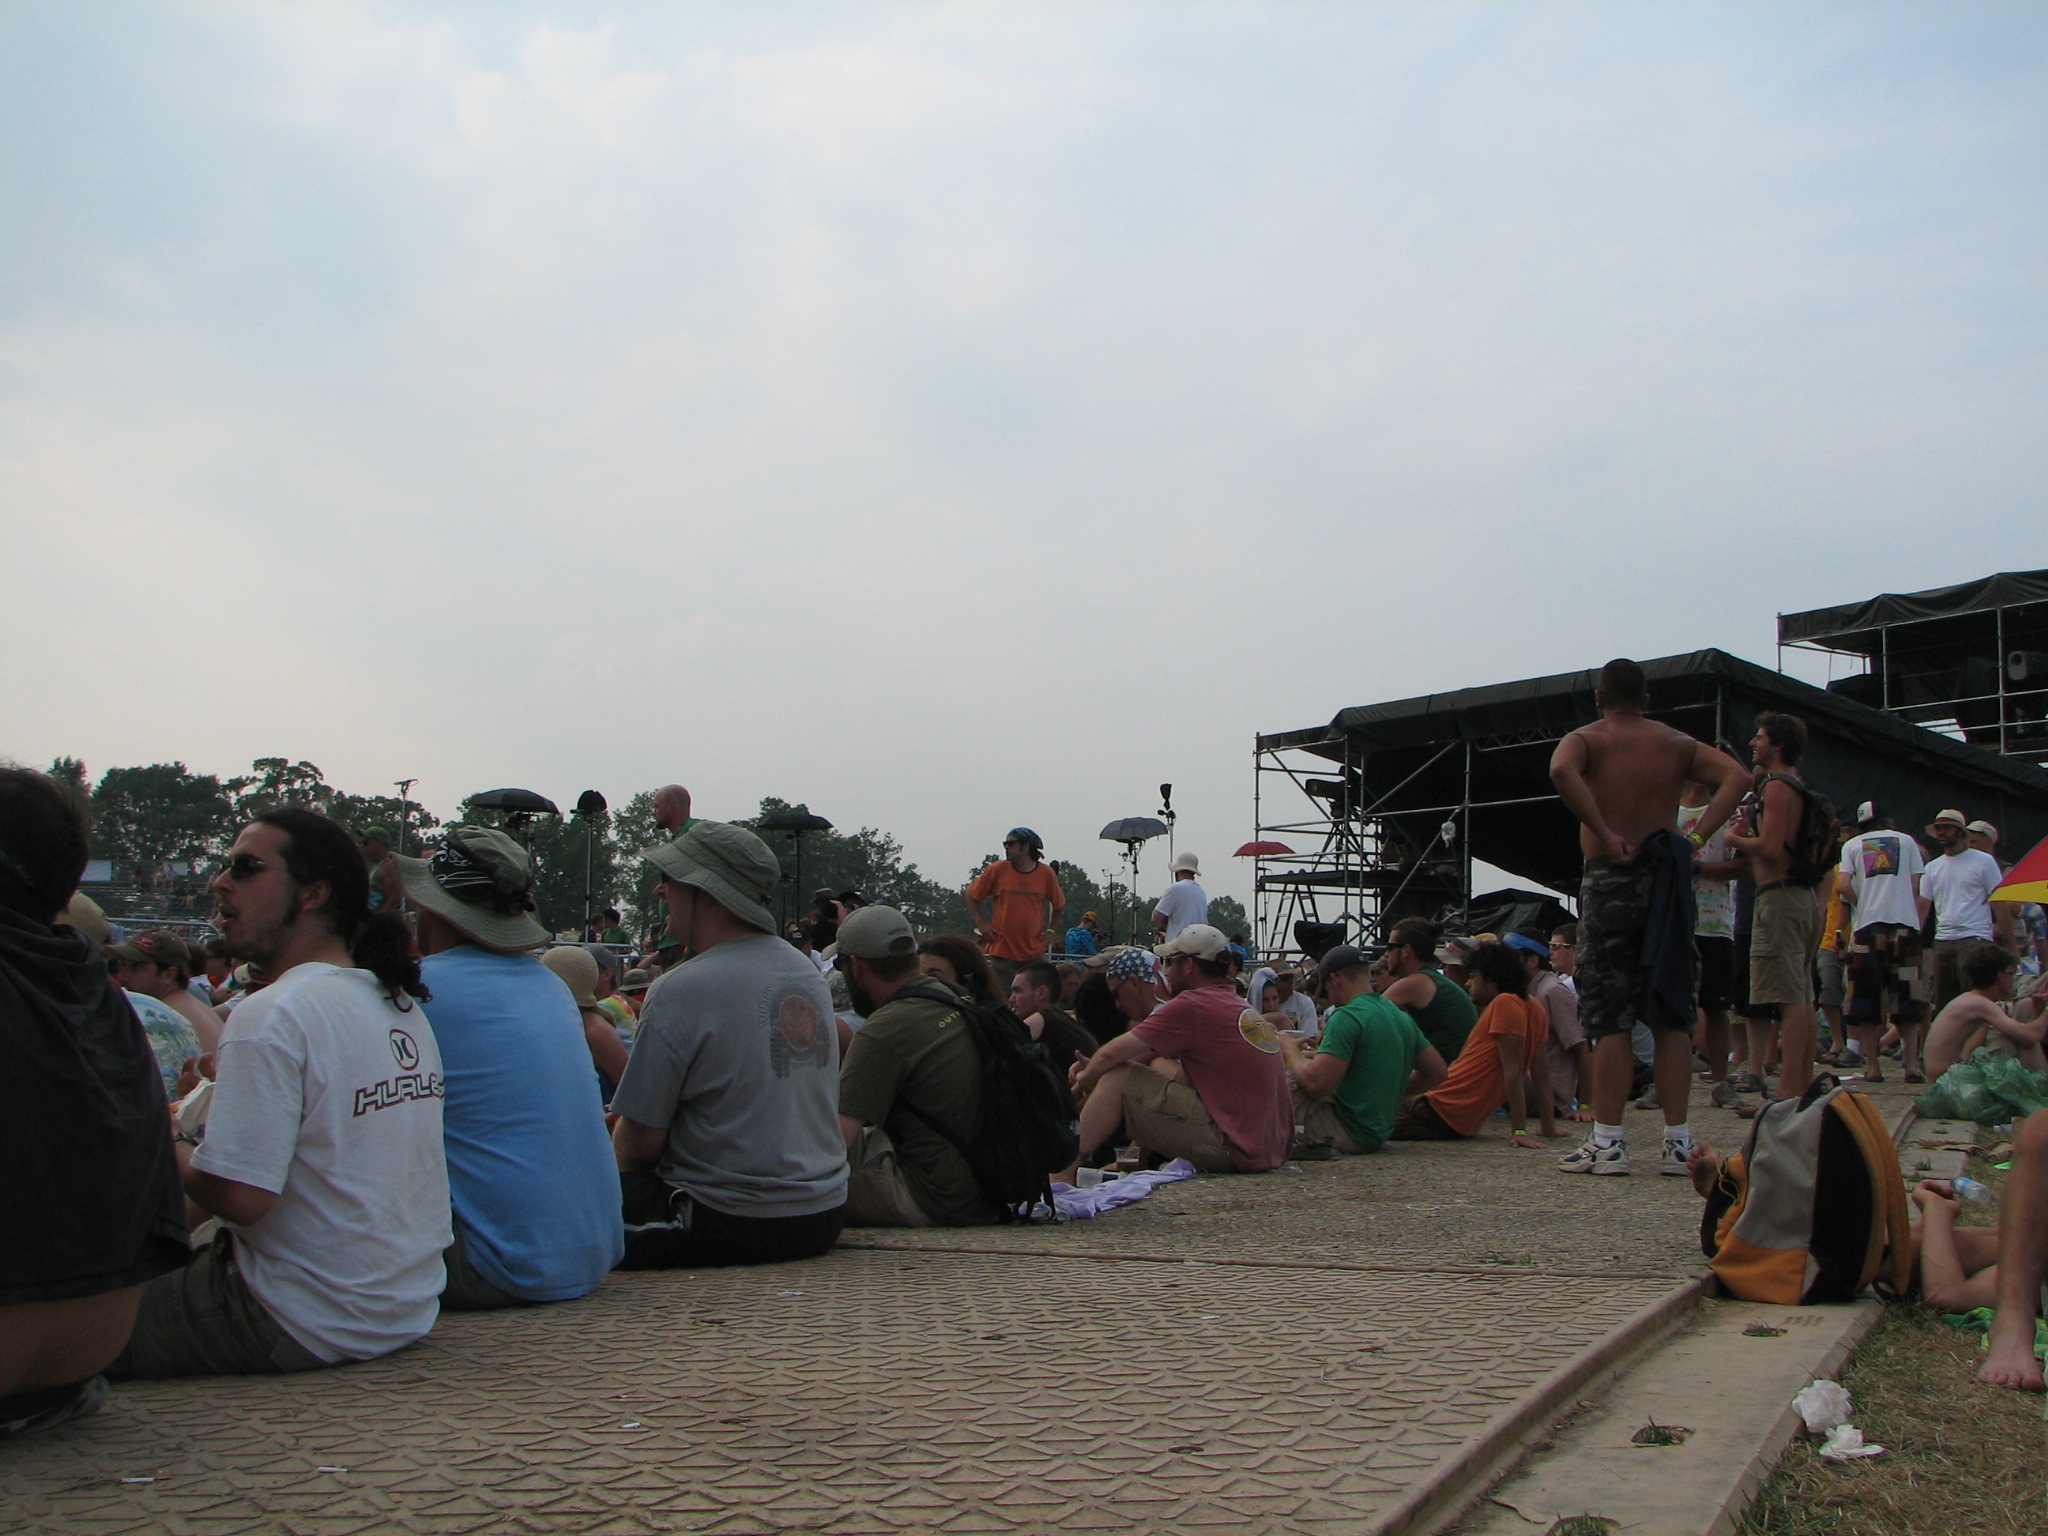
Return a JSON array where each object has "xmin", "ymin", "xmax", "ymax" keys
[
  {"xmin": 839, "ymin": 985, "xmax": 997, "ymax": 1226},
  {"xmin": 1405, "ymin": 968, "xmax": 1478, "ymax": 1063},
  {"xmin": 1317, "ymin": 992, "xmax": 1431, "ymax": 1152}
]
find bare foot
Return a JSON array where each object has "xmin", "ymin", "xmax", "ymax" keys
[
  {"xmin": 1979, "ymin": 1321, "xmax": 2046, "ymax": 1391},
  {"xmin": 1509, "ymin": 1133, "xmax": 1546, "ymax": 1150},
  {"xmin": 1687, "ymin": 1142, "xmax": 1723, "ymax": 1199}
]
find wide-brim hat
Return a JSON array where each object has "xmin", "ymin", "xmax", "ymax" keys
[
  {"xmin": 396, "ymin": 825, "xmax": 550, "ymax": 952},
  {"xmin": 1926, "ymin": 807, "xmax": 1967, "ymax": 836},
  {"xmin": 639, "ymin": 820, "xmax": 780, "ymax": 935}
]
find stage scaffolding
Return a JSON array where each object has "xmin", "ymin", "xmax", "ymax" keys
[{"xmin": 1254, "ymin": 647, "xmax": 2048, "ymax": 964}]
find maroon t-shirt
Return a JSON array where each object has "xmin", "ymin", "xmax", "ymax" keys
[{"xmin": 1131, "ymin": 984, "xmax": 1293, "ymax": 1171}]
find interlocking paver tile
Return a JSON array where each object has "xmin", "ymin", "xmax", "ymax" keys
[{"xmin": 2, "ymin": 1138, "xmax": 1709, "ymax": 1536}]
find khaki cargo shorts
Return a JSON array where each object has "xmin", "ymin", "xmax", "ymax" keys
[
  {"xmin": 1122, "ymin": 1064, "xmax": 1239, "ymax": 1173},
  {"xmin": 1750, "ymin": 883, "xmax": 1821, "ymax": 1007}
]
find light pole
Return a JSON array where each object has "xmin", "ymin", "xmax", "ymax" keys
[
  {"xmin": 393, "ymin": 778, "xmax": 417, "ymax": 856},
  {"xmin": 575, "ymin": 790, "xmax": 608, "ymax": 941}
]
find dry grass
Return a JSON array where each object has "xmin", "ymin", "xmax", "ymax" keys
[{"xmin": 1742, "ymin": 1149, "xmax": 2046, "ymax": 1536}]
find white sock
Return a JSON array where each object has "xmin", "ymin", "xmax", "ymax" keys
[
  {"xmin": 1664, "ymin": 1122, "xmax": 1693, "ymax": 1146},
  {"xmin": 1593, "ymin": 1121, "xmax": 1625, "ymax": 1148}
]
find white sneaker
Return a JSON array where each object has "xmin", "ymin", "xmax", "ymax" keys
[
  {"xmin": 1558, "ymin": 1136, "xmax": 1630, "ymax": 1176},
  {"xmin": 1660, "ymin": 1139, "xmax": 1696, "ymax": 1177}
]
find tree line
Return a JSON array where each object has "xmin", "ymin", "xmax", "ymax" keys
[{"xmin": 50, "ymin": 759, "xmax": 1243, "ymax": 945}]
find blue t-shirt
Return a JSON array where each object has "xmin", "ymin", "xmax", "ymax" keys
[
  {"xmin": 1063, "ymin": 926, "xmax": 1100, "ymax": 957},
  {"xmin": 419, "ymin": 947, "xmax": 623, "ymax": 1300}
]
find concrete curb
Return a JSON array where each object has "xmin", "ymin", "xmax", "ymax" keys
[{"xmin": 1365, "ymin": 1274, "xmax": 1710, "ymax": 1536}]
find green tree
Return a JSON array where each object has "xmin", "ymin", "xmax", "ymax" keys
[
  {"xmin": 329, "ymin": 791, "xmax": 441, "ymax": 855},
  {"xmin": 229, "ymin": 758, "xmax": 334, "ymax": 819},
  {"xmin": 1206, "ymin": 894, "xmax": 1252, "ymax": 944},
  {"xmin": 457, "ymin": 796, "xmax": 625, "ymax": 937},
  {"xmin": 90, "ymin": 764, "xmax": 236, "ymax": 869},
  {"xmin": 744, "ymin": 799, "xmax": 971, "ymax": 936},
  {"xmin": 47, "ymin": 757, "xmax": 89, "ymax": 792}
]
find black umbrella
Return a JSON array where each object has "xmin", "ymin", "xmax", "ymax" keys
[
  {"xmin": 466, "ymin": 788, "xmax": 561, "ymax": 846},
  {"xmin": 1099, "ymin": 817, "xmax": 1170, "ymax": 944},
  {"xmin": 757, "ymin": 810, "xmax": 834, "ymax": 930},
  {"xmin": 1098, "ymin": 816, "xmax": 1168, "ymax": 844}
]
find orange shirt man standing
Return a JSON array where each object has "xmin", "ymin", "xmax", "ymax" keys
[{"xmin": 966, "ymin": 828, "xmax": 1065, "ymax": 992}]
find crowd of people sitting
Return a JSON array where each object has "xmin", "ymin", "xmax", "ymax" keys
[{"xmin": 6, "ymin": 664, "xmax": 2047, "ymax": 1442}]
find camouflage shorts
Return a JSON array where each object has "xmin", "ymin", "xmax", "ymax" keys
[{"xmin": 1577, "ymin": 857, "xmax": 1698, "ymax": 1042}]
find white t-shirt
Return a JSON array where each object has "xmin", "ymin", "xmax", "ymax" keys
[
  {"xmin": 1275, "ymin": 989, "xmax": 1320, "ymax": 1039},
  {"xmin": 1837, "ymin": 830, "xmax": 1927, "ymax": 933},
  {"xmin": 1921, "ymin": 849, "xmax": 2005, "ymax": 942},
  {"xmin": 1678, "ymin": 804, "xmax": 1734, "ymax": 939},
  {"xmin": 1154, "ymin": 879, "xmax": 1208, "ymax": 941},
  {"xmin": 193, "ymin": 962, "xmax": 450, "ymax": 1363}
]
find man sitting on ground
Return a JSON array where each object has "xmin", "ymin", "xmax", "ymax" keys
[
  {"xmin": 114, "ymin": 809, "xmax": 450, "ymax": 1379},
  {"xmin": 400, "ymin": 827, "xmax": 622, "ymax": 1309},
  {"xmin": 110, "ymin": 930, "xmax": 223, "ymax": 1056},
  {"xmin": 1924, "ymin": 943, "xmax": 2044, "ymax": 1078},
  {"xmin": 543, "ymin": 945, "xmax": 631, "ymax": 1098},
  {"xmin": 1008, "ymin": 961, "xmax": 1100, "ymax": 1082},
  {"xmin": 1281, "ymin": 944, "xmax": 1446, "ymax": 1154},
  {"xmin": 2, "ymin": 769, "xmax": 188, "ymax": 1438},
  {"xmin": 1380, "ymin": 917, "xmax": 1479, "ymax": 1063},
  {"xmin": 611, "ymin": 822, "xmax": 847, "ymax": 1267},
  {"xmin": 1390, "ymin": 942, "xmax": 1556, "ymax": 1148},
  {"xmin": 1065, "ymin": 925, "xmax": 1292, "ymax": 1176},
  {"xmin": 1258, "ymin": 964, "xmax": 1321, "ymax": 1039},
  {"xmin": 838, "ymin": 905, "xmax": 998, "ymax": 1227}
]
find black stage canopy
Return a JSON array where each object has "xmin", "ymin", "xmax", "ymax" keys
[
  {"xmin": 1779, "ymin": 569, "xmax": 2048, "ymax": 652},
  {"xmin": 1260, "ymin": 648, "xmax": 2048, "ymax": 905}
]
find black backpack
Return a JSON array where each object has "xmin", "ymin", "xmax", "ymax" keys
[
  {"xmin": 1759, "ymin": 772, "xmax": 1844, "ymax": 889},
  {"xmin": 890, "ymin": 979, "xmax": 1080, "ymax": 1221}
]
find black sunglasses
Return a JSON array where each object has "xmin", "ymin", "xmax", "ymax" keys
[{"xmin": 221, "ymin": 853, "xmax": 272, "ymax": 881}]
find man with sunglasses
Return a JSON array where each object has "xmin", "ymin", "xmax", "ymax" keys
[
  {"xmin": 966, "ymin": 828, "xmax": 1065, "ymax": 993},
  {"xmin": 112, "ymin": 809, "xmax": 449, "ymax": 1380}
]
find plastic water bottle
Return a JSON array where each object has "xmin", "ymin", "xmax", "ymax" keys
[{"xmin": 1952, "ymin": 1176, "xmax": 1995, "ymax": 1205}]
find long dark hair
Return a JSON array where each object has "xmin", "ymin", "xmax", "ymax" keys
[
  {"xmin": 917, "ymin": 933, "xmax": 1000, "ymax": 1005},
  {"xmin": 257, "ymin": 808, "xmax": 428, "ymax": 1008},
  {"xmin": 0, "ymin": 767, "xmax": 90, "ymax": 920}
]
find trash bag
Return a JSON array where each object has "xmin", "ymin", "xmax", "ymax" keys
[
  {"xmin": 1917, "ymin": 1061, "xmax": 2000, "ymax": 1124},
  {"xmin": 1979, "ymin": 1056, "xmax": 2048, "ymax": 1120}
]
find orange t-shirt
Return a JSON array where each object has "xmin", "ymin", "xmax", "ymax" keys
[
  {"xmin": 968, "ymin": 859, "xmax": 1065, "ymax": 962},
  {"xmin": 1424, "ymin": 994, "xmax": 1550, "ymax": 1136}
]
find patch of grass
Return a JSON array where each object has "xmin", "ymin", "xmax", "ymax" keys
[
  {"xmin": 1542, "ymin": 1518, "xmax": 1619, "ymax": 1536},
  {"xmin": 1739, "ymin": 1305, "xmax": 2045, "ymax": 1536}
]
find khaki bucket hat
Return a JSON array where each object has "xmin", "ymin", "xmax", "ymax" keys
[
  {"xmin": 638, "ymin": 820, "xmax": 781, "ymax": 935},
  {"xmin": 396, "ymin": 825, "xmax": 550, "ymax": 952}
]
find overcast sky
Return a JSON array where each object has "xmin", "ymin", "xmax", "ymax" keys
[{"xmin": 4, "ymin": 2, "xmax": 2044, "ymax": 915}]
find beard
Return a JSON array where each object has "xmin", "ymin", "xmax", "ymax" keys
[{"xmin": 844, "ymin": 974, "xmax": 877, "ymax": 1018}]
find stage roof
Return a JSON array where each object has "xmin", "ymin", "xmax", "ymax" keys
[
  {"xmin": 1778, "ymin": 569, "xmax": 2048, "ymax": 655},
  {"xmin": 1259, "ymin": 648, "xmax": 2048, "ymax": 898}
]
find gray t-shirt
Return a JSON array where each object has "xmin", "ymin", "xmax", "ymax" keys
[{"xmin": 610, "ymin": 933, "xmax": 847, "ymax": 1220}]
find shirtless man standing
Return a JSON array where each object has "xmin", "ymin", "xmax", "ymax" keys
[{"xmin": 1550, "ymin": 659, "xmax": 1748, "ymax": 1177}]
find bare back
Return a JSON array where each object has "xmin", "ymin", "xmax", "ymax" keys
[{"xmin": 1563, "ymin": 714, "xmax": 1698, "ymax": 857}]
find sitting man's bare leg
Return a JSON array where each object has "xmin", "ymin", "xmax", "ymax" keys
[
  {"xmin": 1910, "ymin": 1182, "xmax": 2001, "ymax": 1313},
  {"xmin": 1981, "ymin": 1110, "xmax": 2048, "ymax": 1391}
]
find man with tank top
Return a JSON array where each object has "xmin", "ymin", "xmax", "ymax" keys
[{"xmin": 1380, "ymin": 917, "xmax": 1478, "ymax": 1063}]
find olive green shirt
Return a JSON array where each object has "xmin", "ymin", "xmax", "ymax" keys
[{"xmin": 839, "ymin": 986, "xmax": 997, "ymax": 1226}]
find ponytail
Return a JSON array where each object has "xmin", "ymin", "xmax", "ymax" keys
[{"xmin": 257, "ymin": 808, "xmax": 430, "ymax": 1009}]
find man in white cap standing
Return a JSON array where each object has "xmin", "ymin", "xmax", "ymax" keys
[
  {"xmin": 611, "ymin": 821, "xmax": 846, "ymax": 1268},
  {"xmin": 1922, "ymin": 808, "xmax": 2015, "ymax": 1024},
  {"xmin": 398, "ymin": 826, "xmax": 623, "ymax": 1309},
  {"xmin": 1151, "ymin": 852, "xmax": 1207, "ymax": 943}
]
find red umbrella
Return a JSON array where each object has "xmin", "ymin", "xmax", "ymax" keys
[
  {"xmin": 1235, "ymin": 841, "xmax": 1294, "ymax": 857},
  {"xmin": 1992, "ymin": 834, "xmax": 2048, "ymax": 905}
]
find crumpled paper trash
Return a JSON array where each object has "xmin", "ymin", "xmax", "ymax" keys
[
  {"xmin": 1792, "ymin": 1378, "xmax": 1852, "ymax": 1434},
  {"xmin": 1817, "ymin": 1424, "xmax": 1884, "ymax": 1460}
]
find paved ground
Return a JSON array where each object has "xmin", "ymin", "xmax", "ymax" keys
[{"xmin": 2, "ymin": 1081, "xmax": 1882, "ymax": 1536}]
